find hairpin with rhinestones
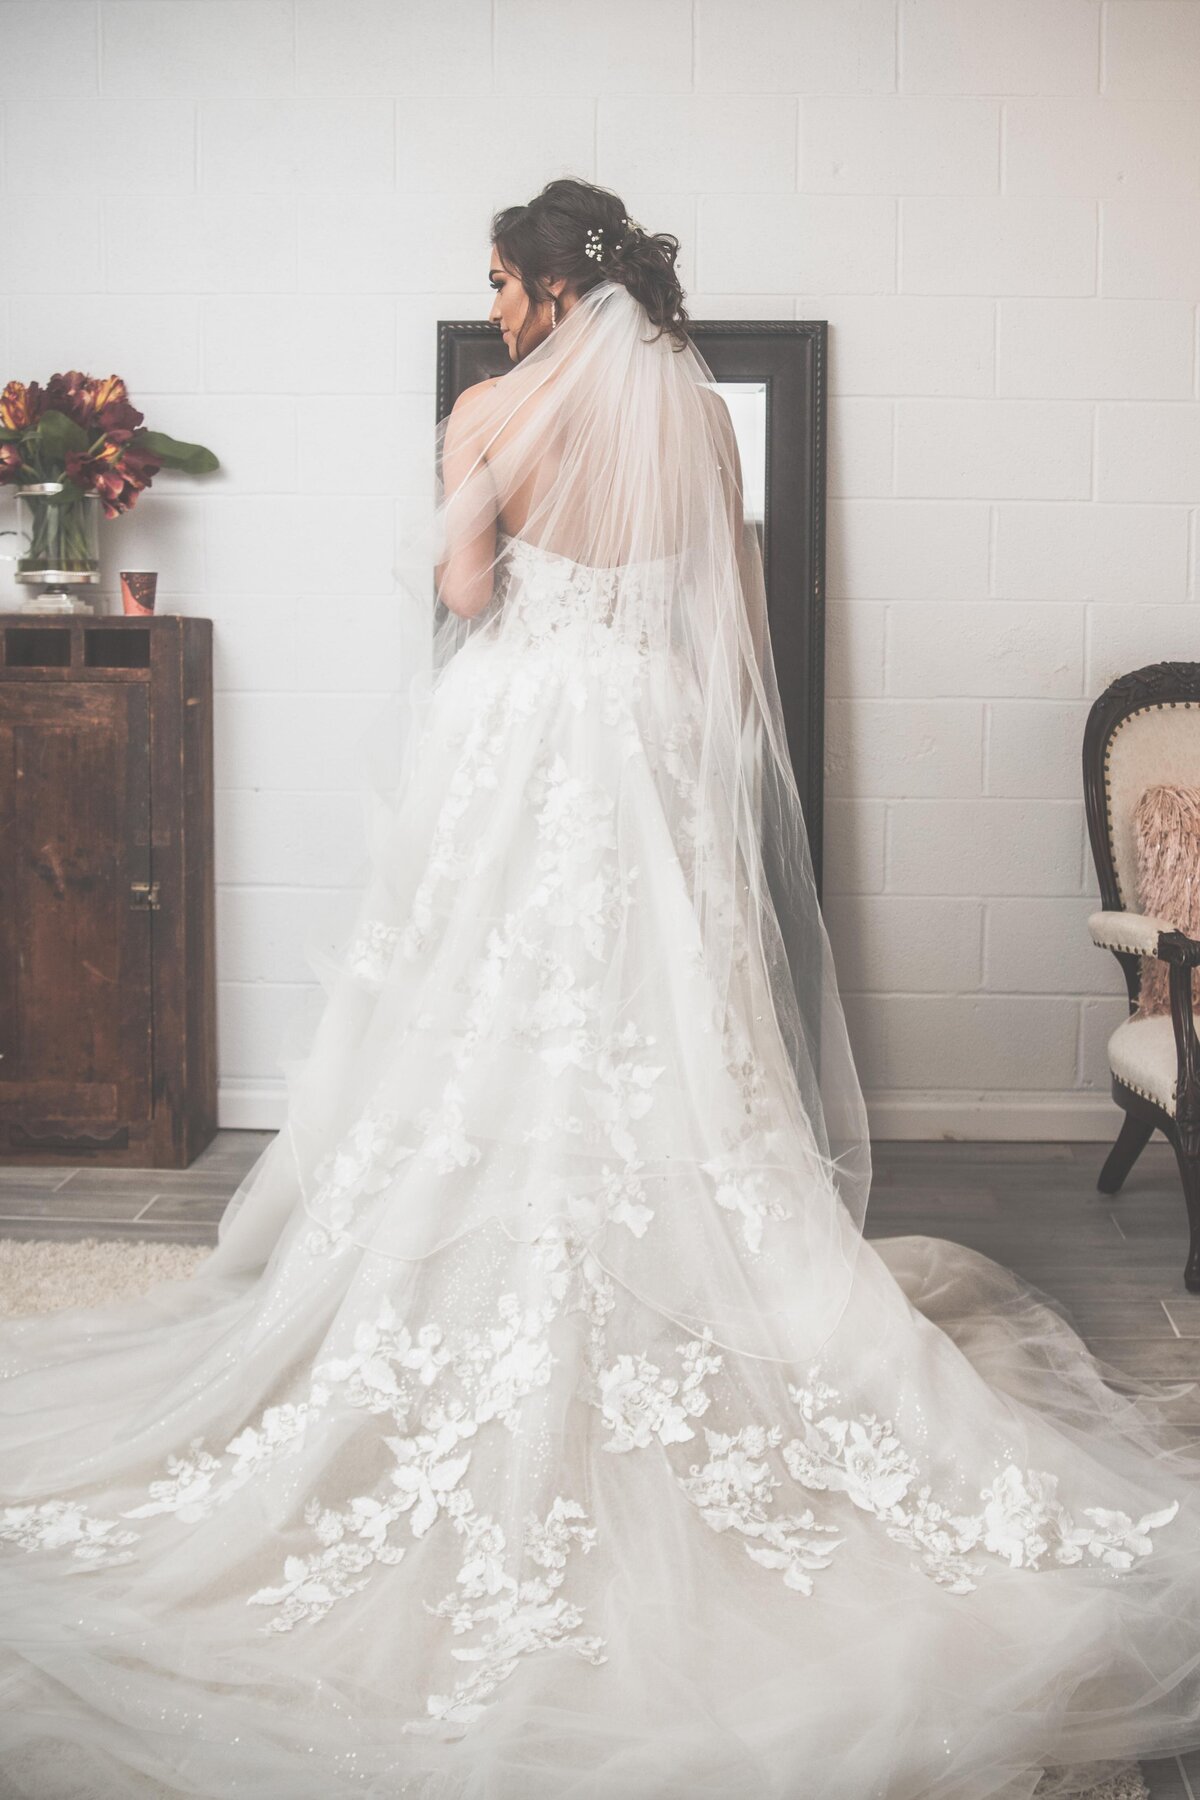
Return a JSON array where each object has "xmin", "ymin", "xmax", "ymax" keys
[{"xmin": 584, "ymin": 226, "xmax": 605, "ymax": 261}]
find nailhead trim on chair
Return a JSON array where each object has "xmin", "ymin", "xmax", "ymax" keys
[
  {"xmin": 1115, "ymin": 1071, "xmax": 1176, "ymax": 1111},
  {"xmin": 1122, "ymin": 1065, "xmax": 1180, "ymax": 1108}
]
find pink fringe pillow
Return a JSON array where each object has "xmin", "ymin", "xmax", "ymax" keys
[{"xmin": 1131, "ymin": 783, "xmax": 1200, "ymax": 1020}]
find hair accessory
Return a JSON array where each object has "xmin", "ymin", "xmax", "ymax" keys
[{"xmin": 583, "ymin": 226, "xmax": 605, "ymax": 261}]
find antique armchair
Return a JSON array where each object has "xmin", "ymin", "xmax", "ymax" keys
[{"xmin": 1083, "ymin": 662, "xmax": 1200, "ymax": 1292}]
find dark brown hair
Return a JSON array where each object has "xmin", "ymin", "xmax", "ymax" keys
[{"xmin": 490, "ymin": 177, "xmax": 691, "ymax": 352}]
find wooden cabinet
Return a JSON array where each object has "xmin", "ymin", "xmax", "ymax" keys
[{"xmin": 0, "ymin": 615, "xmax": 216, "ymax": 1167}]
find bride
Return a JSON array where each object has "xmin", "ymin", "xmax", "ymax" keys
[{"xmin": 3, "ymin": 176, "xmax": 1200, "ymax": 1800}]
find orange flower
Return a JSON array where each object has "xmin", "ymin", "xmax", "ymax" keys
[
  {"xmin": 0, "ymin": 380, "xmax": 45, "ymax": 431},
  {"xmin": 89, "ymin": 376, "xmax": 127, "ymax": 413},
  {"xmin": 87, "ymin": 374, "xmax": 144, "ymax": 433}
]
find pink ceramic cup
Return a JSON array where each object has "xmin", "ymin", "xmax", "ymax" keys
[{"xmin": 119, "ymin": 571, "xmax": 158, "ymax": 616}]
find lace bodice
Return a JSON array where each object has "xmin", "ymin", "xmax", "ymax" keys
[{"xmin": 495, "ymin": 531, "xmax": 679, "ymax": 650}]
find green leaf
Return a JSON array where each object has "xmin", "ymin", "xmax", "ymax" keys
[
  {"xmin": 33, "ymin": 409, "xmax": 89, "ymax": 459},
  {"xmin": 132, "ymin": 428, "xmax": 220, "ymax": 474}
]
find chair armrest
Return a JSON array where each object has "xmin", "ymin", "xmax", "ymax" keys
[
  {"xmin": 1090, "ymin": 917, "xmax": 1200, "ymax": 1130},
  {"xmin": 1088, "ymin": 910, "xmax": 1183, "ymax": 956},
  {"xmin": 1165, "ymin": 957, "xmax": 1200, "ymax": 1138},
  {"xmin": 1157, "ymin": 929, "xmax": 1200, "ymax": 970}
]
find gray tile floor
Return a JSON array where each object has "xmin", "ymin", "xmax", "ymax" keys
[{"xmin": 2, "ymin": 1131, "xmax": 1198, "ymax": 1794}]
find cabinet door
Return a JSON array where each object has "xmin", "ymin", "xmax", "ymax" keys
[{"xmin": 0, "ymin": 682, "xmax": 153, "ymax": 1152}]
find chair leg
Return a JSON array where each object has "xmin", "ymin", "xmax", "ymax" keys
[
  {"xmin": 1170, "ymin": 1137, "xmax": 1200, "ymax": 1294},
  {"xmin": 1097, "ymin": 1112, "xmax": 1154, "ymax": 1195}
]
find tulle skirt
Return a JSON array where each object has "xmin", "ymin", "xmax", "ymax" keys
[{"xmin": 3, "ymin": 560, "xmax": 1200, "ymax": 1800}]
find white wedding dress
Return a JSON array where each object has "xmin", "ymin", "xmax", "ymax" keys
[{"xmin": 4, "ymin": 283, "xmax": 1200, "ymax": 1800}]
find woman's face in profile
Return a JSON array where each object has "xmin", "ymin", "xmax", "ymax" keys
[{"xmin": 488, "ymin": 251, "xmax": 555, "ymax": 362}]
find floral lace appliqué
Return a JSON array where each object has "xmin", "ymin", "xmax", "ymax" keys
[
  {"xmin": 679, "ymin": 1423, "xmax": 844, "ymax": 1595},
  {"xmin": 343, "ymin": 916, "xmax": 403, "ymax": 983},
  {"xmin": 0, "ymin": 1500, "xmax": 139, "ymax": 1569},
  {"xmin": 405, "ymin": 1495, "xmax": 607, "ymax": 1732},
  {"xmin": 588, "ymin": 1330, "xmax": 1180, "ymax": 1602},
  {"xmin": 245, "ymin": 1292, "xmax": 560, "ymax": 1634}
]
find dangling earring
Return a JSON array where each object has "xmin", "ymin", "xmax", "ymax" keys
[{"xmin": 551, "ymin": 295, "xmax": 559, "ymax": 329}]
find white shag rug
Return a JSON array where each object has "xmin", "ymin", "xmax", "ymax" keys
[
  {"xmin": 0, "ymin": 1236, "xmax": 1156, "ymax": 1800},
  {"xmin": 0, "ymin": 1234, "xmax": 211, "ymax": 1317}
]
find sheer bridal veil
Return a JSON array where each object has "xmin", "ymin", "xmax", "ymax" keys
[{"xmin": 280, "ymin": 274, "xmax": 873, "ymax": 1366}]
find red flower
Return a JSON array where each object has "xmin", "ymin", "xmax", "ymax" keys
[
  {"xmin": 64, "ymin": 439, "xmax": 162, "ymax": 518},
  {"xmin": 0, "ymin": 368, "xmax": 213, "ymax": 511},
  {"xmin": 40, "ymin": 370, "xmax": 92, "ymax": 425},
  {"xmin": 41, "ymin": 370, "xmax": 145, "ymax": 436}
]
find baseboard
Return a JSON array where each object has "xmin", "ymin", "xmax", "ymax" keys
[
  {"xmin": 863, "ymin": 1095, "xmax": 1128, "ymax": 1141},
  {"xmin": 218, "ymin": 1083, "xmax": 1129, "ymax": 1143},
  {"xmin": 218, "ymin": 1083, "xmax": 289, "ymax": 1131}
]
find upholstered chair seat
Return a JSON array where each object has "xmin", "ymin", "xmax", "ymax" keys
[
  {"xmin": 1089, "ymin": 911, "xmax": 1200, "ymax": 1115},
  {"xmin": 1107, "ymin": 1012, "xmax": 1191, "ymax": 1115}
]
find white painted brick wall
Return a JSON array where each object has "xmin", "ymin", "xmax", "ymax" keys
[{"xmin": 1, "ymin": 0, "xmax": 1195, "ymax": 1136}]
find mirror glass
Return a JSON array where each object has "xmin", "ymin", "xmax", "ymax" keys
[{"xmin": 705, "ymin": 380, "xmax": 767, "ymax": 556}]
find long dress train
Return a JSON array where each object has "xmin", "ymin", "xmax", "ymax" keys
[{"xmin": 3, "ymin": 527, "xmax": 1200, "ymax": 1800}]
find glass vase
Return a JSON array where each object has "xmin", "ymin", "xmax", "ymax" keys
[{"xmin": 0, "ymin": 482, "xmax": 102, "ymax": 614}]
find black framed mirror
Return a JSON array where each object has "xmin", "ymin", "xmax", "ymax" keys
[{"xmin": 436, "ymin": 318, "xmax": 828, "ymax": 900}]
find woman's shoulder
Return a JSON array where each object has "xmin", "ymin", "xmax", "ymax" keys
[
  {"xmin": 442, "ymin": 378, "xmax": 502, "ymax": 455},
  {"xmin": 453, "ymin": 375, "xmax": 505, "ymax": 413},
  {"xmin": 696, "ymin": 382, "xmax": 734, "ymax": 432}
]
